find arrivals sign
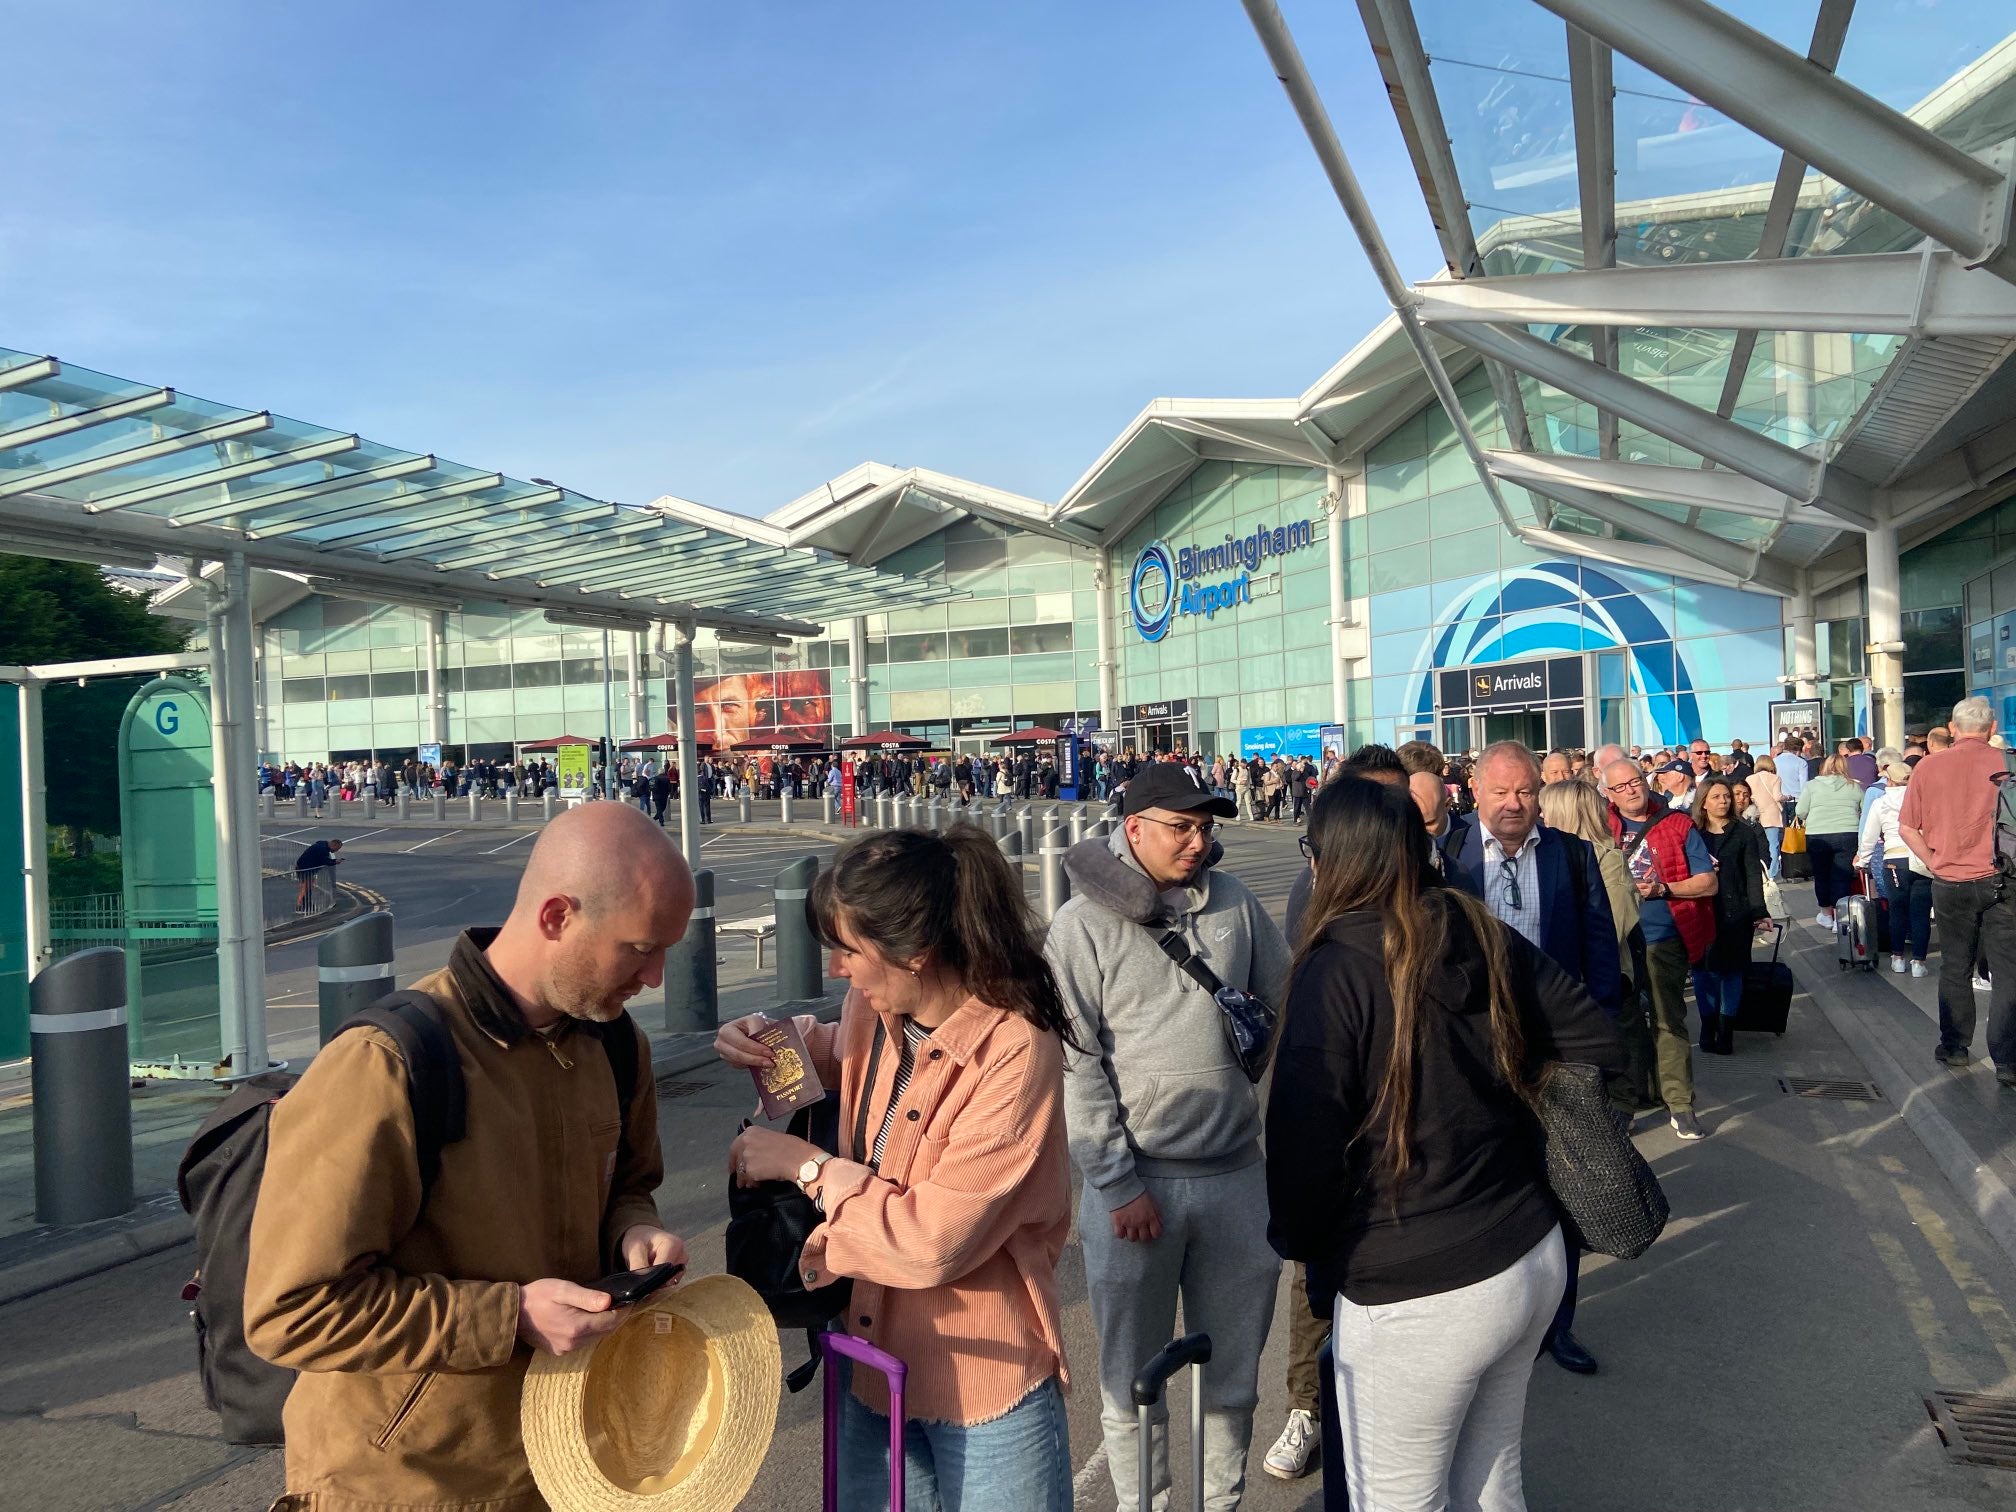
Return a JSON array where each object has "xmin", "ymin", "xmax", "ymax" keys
[
  {"xmin": 1129, "ymin": 518, "xmax": 1317, "ymax": 641},
  {"xmin": 1438, "ymin": 656, "xmax": 1582, "ymax": 712}
]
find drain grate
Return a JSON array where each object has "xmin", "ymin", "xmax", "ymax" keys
[
  {"xmin": 1779, "ymin": 1076, "xmax": 1883, "ymax": 1101},
  {"xmin": 1927, "ymin": 1391, "xmax": 2016, "ymax": 1470},
  {"xmin": 654, "ymin": 1078, "xmax": 715, "ymax": 1099}
]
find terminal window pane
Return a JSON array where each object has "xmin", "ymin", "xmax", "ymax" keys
[
  {"xmin": 326, "ymin": 674, "xmax": 372, "ymax": 701},
  {"xmin": 516, "ymin": 661, "xmax": 562, "ymax": 688},
  {"xmin": 463, "ymin": 663, "xmax": 512, "ymax": 692},
  {"xmin": 282, "ymin": 677, "xmax": 325, "ymax": 704},
  {"xmin": 719, "ymin": 643, "xmax": 772, "ymax": 673},
  {"xmin": 1009, "ymin": 624, "xmax": 1072, "ymax": 655},
  {"xmin": 1902, "ymin": 606, "xmax": 1962, "ymax": 674},
  {"xmin": 948, "ymin": 597, "xmax": 1009, "ymax": 629},
  {"xmin": 888, "ymin": 632, "xmax": 948, "ymax": 663},
  {"xmin": 828, "ymin": 639, "xmax": 849, "ymax": 669},
  {"xmin": 952, "ymin": 627, "xmax": 1010, "ymax": 659},
  {"xmin": 372, "ymin": 671, "xmax": 417, "ymax": 698},
  {"xmin": 562, "ymin": 657, "xmax": 605, "ymax": 685},
  {"xmin": 805, "ymin": 641, "xmax": 830, "ymax": 669},
  {"xmin": 440, "ymin": 668, "xmax": 464, "ymax": 692}
]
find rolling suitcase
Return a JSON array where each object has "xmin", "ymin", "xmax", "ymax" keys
[
  {"xmin": 1736, "ymin": 923, "xmax": 1793, "ymax": 1034},
  {"xmin": 821, "ymin": 1332, "xmax": 906, "ymax": 1512},
  {"xmin": 1133, "ymin": 1333, "xmax": 1212, "ymax": 1512},
  {"xmin": 1836, "ymin": 892, "xmax": 1877, "ymax": 971}
]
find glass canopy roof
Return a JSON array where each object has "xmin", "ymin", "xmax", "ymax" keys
[{"xmin": 0, "ymin": 347, "xmax": 959, "ymax": 633}]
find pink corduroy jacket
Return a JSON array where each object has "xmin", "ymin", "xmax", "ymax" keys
[{"xmin": 794, "ymin": 989, "xmax": 1073, "ymax": 1425}]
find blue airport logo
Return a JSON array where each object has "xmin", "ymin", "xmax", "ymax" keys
[{"xmin": 1130, "ymin": 540, "xmax": 1176, "ymax": 642}]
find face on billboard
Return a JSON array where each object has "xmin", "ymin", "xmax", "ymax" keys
[{"xmin": 691, "ymin": 670, "xmax": 833, "ymax": 750}]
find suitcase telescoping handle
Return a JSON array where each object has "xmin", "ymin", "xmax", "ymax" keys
[
  {"xmin": 821, "ymin": 1331, "xmax": 907, "ymax": 1512},
  {"xmin": 1133, "ymin": 1333, "xmax": 1212, "ymax": 1512}
]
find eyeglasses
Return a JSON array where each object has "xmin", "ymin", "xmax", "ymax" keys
[
  {"xmin": 1497, "ymin": 857, "xmax": 1522, "ymax": 911},
  {"xmin": 1137, "ymin": 813, "xmax": 1217, "ymax": 841},
  {"xmin": 1607, "ymin": 776, "xmax": 1646, "ymax": 794},
  {"xmin": 1297, "ymin": 834, "xmax": 1317, "ymax": 861}
]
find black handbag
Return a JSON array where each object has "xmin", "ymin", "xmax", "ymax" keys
[
  {"xmin": 1530, "ymin": 1061, "xmax": 1670, "ymax": 1260},
  {"xmin": 724, "ymin": 1023, "xmax": 885, "ymax": 1390},
  {"xmin": 1145, "ymin": 926, "xmax": 1277, "ymax": 1083}
]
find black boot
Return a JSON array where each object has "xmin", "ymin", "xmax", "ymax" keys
[{"xmin": 1705, "ymin": 1015, "xmax": 1734, "ymax": 1056}]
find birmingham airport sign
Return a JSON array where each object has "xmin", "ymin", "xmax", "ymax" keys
[{"xmin": 1129, "ymin": 519, "xmax": 1316, "ymax": 642}]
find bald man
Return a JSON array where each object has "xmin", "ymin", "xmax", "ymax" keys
[{"xmin": 246, "ymin": 802, "xmax": 695, "ymax": 1510}]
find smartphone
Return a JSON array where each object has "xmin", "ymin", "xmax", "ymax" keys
[{"xmin": 587, "ymin": 1262, "xmax": 684, "ymax": 1307}]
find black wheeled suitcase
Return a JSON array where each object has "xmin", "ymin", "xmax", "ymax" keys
[
  {"xmin": 1133, "ymin": 1334, "xmax": 1212, "ymax": 1512},
  {"xmin": 1735, "ymin": 923, "xmax": 1793, "ymax": 1035}
]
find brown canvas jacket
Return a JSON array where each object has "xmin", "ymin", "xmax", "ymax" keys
[{"xmin": 244, "ymin": 929, "xmax": 663, "ymax": 1511}]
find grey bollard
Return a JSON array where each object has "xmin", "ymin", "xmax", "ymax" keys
[
  {"xmin": 260, "ymin": 791, "xmax": 275, "ymax": 820},
  {"xmin": 1070, "ymin": 805, "xmax": 1090, "ymax": 846},
  {"xmin": 997, "ymin": 830, "xmax": 1022, "ymax": 863},
  {"xmin": 431, "ymin": 791, "xmax": 446, "ymax": 821},
  {"xmin": 878, "ymin": 793, "xmax": 894, "ymax": 829},
  {"xmin": 1040, "ymin": 823, "xmax": 1072, "ymax": 920},
  {"xmin": 821, "ymin": 790, "xmax": 835, "ymax": 826},
  {"xmin": 739, "ymin": 793, "xmax": 753, "ymax": 824},
  {"xmin": 397, "ymin": 790, "xmax": 411, "ymax": 821},
  {"xmin": 295, "ymin": 791, "xmax": 308, "ymax": 819},
  {"xmin": 506, "ymin": 792, "xmax": 519, "ymax": 823},
  {"xmin": 780, "ymin": 791, "xmax": 794, "ymax": 825},
  {"xmin": 664, "ymin": 868, "xmax": 718, "ymax": 1032},
  {"xmin": 318, "ymin": 911, "xmax": 395, "ymax": 1044},
  {"xmin": 32, "ymin": 947, "xmax": 134, "ymax": 1226},
  {"xmin": 926, "ymin": 798, "xmax": 941, "ymax": 832},
  {"xmin": 363, "ymin": 792, "xmax": 377, "ymax": 819},
  {"xmin": 989, "ymin": 805, "xmax": 1009, "ymax": 842},
  {"xmin": 543, "ymin": 791, "xmax": 556, "ymax": 821},
  {"xmin": 467, "ymin": 794, "xmax": 480, "ymax": 823},
  {"xmin": 773, "ymin": 855, "xmax": 822, "ymax": 1002},
  {"xmin": 1019, "ymin": 804, "xmax": 1037, "ymax": 856}
]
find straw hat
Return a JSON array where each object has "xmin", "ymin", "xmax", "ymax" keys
[{"xmin": 522, "ymin": 1275, "xmax": 781, "ymax": 1512}]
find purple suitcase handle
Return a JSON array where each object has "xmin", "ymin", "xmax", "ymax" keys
[{"xmin": 821, "ymin": 1330, "xmax": 907, "ymax": 1512}]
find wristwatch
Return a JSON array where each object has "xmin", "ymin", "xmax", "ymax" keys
[{"xmin": 796, "ymin": 1153, "xmax": 831, "ymax": 1194}]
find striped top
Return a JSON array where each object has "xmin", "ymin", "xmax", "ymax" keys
[{"xmin": 868, "ymin": 1018, "xmax": 933, "ymax": 1169}]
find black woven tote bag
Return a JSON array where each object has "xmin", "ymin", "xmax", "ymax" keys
[{"xmin": 1531, "ymin": 1062, "xmax": 1670, "ymax": 1260}]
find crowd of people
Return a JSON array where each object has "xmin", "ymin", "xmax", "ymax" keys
[{"xmin": 236, "ymin": 699, "xmax": 2016, "ymax": 1512}]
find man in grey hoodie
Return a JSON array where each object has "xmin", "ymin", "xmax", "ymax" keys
[{"xmin": 1047, "ymin": 763, "xmax": 1292, "ymax": 1512}]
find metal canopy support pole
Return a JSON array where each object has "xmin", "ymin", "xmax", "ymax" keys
[
  {"xmin": 600, "ymin": 629, "xmax": 617, "ymax": 801},
  {"xmin": 227, "ymin": 555, "xmax": 270, "ymax": 1076},
  {"xmin": 627, "ymin": 631, "xmax": 647, "ymax": 738},
  {"xmin": 208, "ymin": 552, "xmax": 269, "ymax": 1077},
  {"xmin": 1530, "ymin": 0, "xmax": 2016, "ymax": 286},
  {"xmin": 206, "ymin": 568, "xmax": 248, "ymax": 1075},
  {"xmin": 19, "ymin": 679, "xmax": 48, "ymax": 978},
  {"xmin": 424, "ymin": 609, "xmax": 449, "ymax": 746},
  {"xmin": 1325, "ymin": 469, "xmax": 1350, "ymax": 725},
  {"xmin": 1566, "ymin": 24, "xmax": 1619, "ymax": 459},
  {"xmin": 1865, "ymin": 515, "xmax": 1906, "ymax": 751},
  {"xmin": 1093, "ymin": 549, "xmax": 1119, "ymax": 734},
  {"xmin": 1790, "ymin": 583, "xmax": 1819, "ymax": 699},
  {"xmin": 847, "ymin": 617, "xmax": 871, "ymax": 738},
  {"xmin": 672, "ymin": 619, "xmax": 702, "ymax": 856}
]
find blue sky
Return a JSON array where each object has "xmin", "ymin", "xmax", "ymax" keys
[{"xmin": 7, "ymin": 3, "xmax": 1441, "ymax": 516}]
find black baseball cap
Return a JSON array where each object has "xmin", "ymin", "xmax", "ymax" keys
[
  {"xmin": 1655, "ymin": 758, "xmax": 1692, "ymax": 776},
  {"xmin": 1122, "ymin": 763, "xmax": 1237, "ymax": 818}
]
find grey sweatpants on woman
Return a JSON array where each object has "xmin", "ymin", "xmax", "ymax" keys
[
  {"xmin": 1331, "ymin": 1224, "xmax": 1565, "ymax": 1512},
  {"xmin": 1078, "ymin": 1165, "xmax": 1280, "ymax": 1512}
]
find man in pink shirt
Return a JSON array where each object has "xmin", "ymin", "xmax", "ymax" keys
[{"xmin": 1897, "ymin": 696, "xmax": 2016, "ymax": 1085}]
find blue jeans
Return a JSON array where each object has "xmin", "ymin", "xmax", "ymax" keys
[
  {"xmin": 1763, "ymin": 826, "xmax": 1784, "ymax": 879},
  {"xmin": 1691, "ymin": 967, "xmax": 1746, "ymax": 1021},
  {"xmin": 837, "ymin": 1370, "xmax": 1071, "ymax": 1512},
  {"xmin": 1885, "ymin": 861, "xmax": 1932, "ymax": 961}
]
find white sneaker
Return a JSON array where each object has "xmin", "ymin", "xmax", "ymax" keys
[
  {"xmin": 1974, "ymin": 974, "xmax": 1993, "ymax": 992},
  {"xmin": 1816, "ymin": 911, "xmax": 1835, "ymax": 931},
  {"xmin": 1263, "ymin": 1408, "xmax": 1320, "ymax": 1480},
  {"xmin": 1891, "ymin": 955, "xmax": 1907, "ymax": 973},
  {"xmin": 1912, "ymin": 961, "xmax": 1930, "ymax": 978}
]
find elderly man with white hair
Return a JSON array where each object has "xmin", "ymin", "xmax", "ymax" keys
[{"xmin": 1898, "ymin": 697, "xmax": 2016, "ymax": 1086}]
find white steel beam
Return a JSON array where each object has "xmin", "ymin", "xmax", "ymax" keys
[
  {"xmin": 0, "ymin": 412, "xmax": 272, "ymax": 499},
  {"xmin": 1566, "ymin": 24, "xmax": 1619, "ymax": 460},
  {"xmin": 169, "ymin": 454, "xmax": 434, "ymax": 526},
  {"xmin": 1520, "ymin": 527, "xmax": 1793, "ymax": 596},
  {"xmin": 382, "ymin": 491, "xmax": 581, "ymax": 564},
  {"xmin": 0, "ymin": 387, "xmax": 175, "ymax": 452},
  {"xmin": 1530, "ymin": 0, "xmax": 2016, "ymax": 284},
  {"xmin": 1436, "ymin": 319, "xmax": 1876, "ymax": 525},
  {"xmin": 1525, "ymin": 478, "xmax": 1798, "ymax": 594},
  {"xmin": 1154, "ymin": 416, "xmax": 1328, "ymax": 468},
  {"xmin": 83, "ymin": 433, "xmax": 361, "ymax": 513},
  {"xmin": 569, "ymin": 538, "xmax": 778, "ymax": 594},
  {"xmin": 0, "ymin": 357, "xmax": 60, "ymax": 393},
  {"xmin": 1484, "ymin": 450, "xmax": 1838, "ymax": 527},
  {"xmin": 1413, "ymin": 248, "xmax": 2016, "ymax": 337},
  {"xmin": 250, "ymin": 473, "xmax": 506, "ymax": 542},
  {"xmin": 526, "ymin": 528, "xmax": 716, "ymax": 586}
]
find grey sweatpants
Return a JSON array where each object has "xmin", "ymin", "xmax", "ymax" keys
[
  {"xmin": 1331, "ymin": 1225, "xmax": 1565, "ymax": 1512},
  {"xmin": 1079, "ymin": 1165, "xmax": 1279, "ymax": 1512}
]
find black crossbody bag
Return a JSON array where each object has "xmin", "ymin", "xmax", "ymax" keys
[{"xmin": 1145, "ymin": 925, "xmax": 1276, "ymax": 1083}]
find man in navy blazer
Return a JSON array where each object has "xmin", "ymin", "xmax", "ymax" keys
[{"xmin": 1441, "ymin": 740, "xmax": 1622, "ymax": 1380}]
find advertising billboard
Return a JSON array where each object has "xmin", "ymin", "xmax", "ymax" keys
[{"xmin": 681, "ymin": 669, "xmax": 834, "ymax": 750}]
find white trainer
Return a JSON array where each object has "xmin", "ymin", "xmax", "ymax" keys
[
  {"xmin": 1263, "ymin": 1408, "xmax": 1320, "ymax": 1480},
  {"xmin": 1912, "ymin": 960, "xmax": 1930, "ymax": 978},
  {"xmin": 1974, "ymin": 973, "xmax": 1993, "ymax": 991},
  {"xmin": 1816, "ymin": 910, "xmax": 1835, "ymax": 931},
  {"xmin": 1891, "ymin": 954, "xmax": 1907, "ymax": 973}
]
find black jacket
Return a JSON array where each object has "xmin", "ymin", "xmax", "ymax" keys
[{"xmin": 1266, "ymin": 894, "xmax": 1622, "ymax": 1309}]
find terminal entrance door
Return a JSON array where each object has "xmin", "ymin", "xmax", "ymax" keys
[{"xmin": 1480, "ymin": 710, "xmax": 1547, "ymax": 751}]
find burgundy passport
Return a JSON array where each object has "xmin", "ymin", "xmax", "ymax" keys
[{"xmin": 749, "ymin": 1016, "xmax": 825, "ymax": 1119}]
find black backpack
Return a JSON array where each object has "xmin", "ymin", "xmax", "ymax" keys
[{"xmin": 176, "ymin": 991, "xmax": 640, "ymax": 1445}]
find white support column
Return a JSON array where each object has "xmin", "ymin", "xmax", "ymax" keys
[
  {"xmin": 600, "ymin": 628, "xmax": 617, "ymax": 800},
  {"xmin": 209, "ymin": 552, "xmax": 270, "ymax": 1077},
  {"xmin": 1093, "ymin": 549, "xmax": 1119, "ymax": 733},
  {"xmin": 672, "ymin": 619, "xmax": 702, "ymax": 854},
  {"xmin": 423, "ymin": 609, "xmax": 448, "ymax": 746},
  {"xmin": 1325, "ymin": 470, "xmax": 1350, "ymax": 725},
  {"xmin": 847, "ymin": 616, "xmax": 870, "ymax": 737},
  {"xmin": 252, "ymin": 628, "xmax": 272, "ymax": 763},
  {"xmin": 627, "ymin": 631, "xmax": 647, "ymax": 738},
  {"xmin": 1790, "ymin": 582, "xmax": 1819, "ymax": 699},
  {"xmin": 1865, "ymin": 514, "xmax": 1905, "ymax": 750},
  {"xmin": 19, "ymin": 679, "xmax": 48, "ymax": 979}
]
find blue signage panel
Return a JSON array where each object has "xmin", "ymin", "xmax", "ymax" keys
[{"xmin": 1239, "ymin": 722, "xmax": 1326, "ymax": 760}]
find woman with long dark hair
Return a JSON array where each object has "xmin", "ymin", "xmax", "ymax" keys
[
  {"xmin": 1690, "ymin": 775, "xmax": 1771, "ymax": 1055},
  {"xmin": 719, "ymin": 825, "xmax": 1075, "ymax": 1512},
  {"xmin": 1266, "ymin": 779, "xmax": 1622, "ymax": 1512}
]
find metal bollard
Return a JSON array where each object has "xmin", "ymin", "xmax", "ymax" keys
[
  {"xmin": 878, "ymin": 793, "xmax": 894, "ymax": 829},
  {"xmin": 1040, "ymin": 823, "xmax": 1072, "ymax": 920},
  {"xmin": 318, "ymin": 912, "xmax": 395, "ymax": 1044},
  {"xmin": 363, "ymin": 792, "xmax": 377, "ymax": 819},
  {"xmin": 295, "ymin": 791, "xmax": 308, "ymax": 819},
  {"xmin": 505, "ymin": 792, "xmax": 519, "ymax": 823},
  {"xmin": 926, "ymin": 797, "xmax": 941, "ymax": 832},
  {"xmin": 664, "ymin": 868, "xmax": 718, "ymax": 1032},
  {"xmin": 32, "ymin": 947, "xmax": 134, "ymax": 1226},
  {"xmin": 821, "ymin": 790, "xmax": 835, "ymax": 826},
  {"xmin": 780, "ymin": 791, "xmax": 794, "ymax": 825},
  {"xmin": 543, "ymin": 791, "xmax": 556, "ymax": 821},
  {"xmin": 397, "ymin": 790, "xmax": 411, "ymax": 821},
  {"xmin": 467, "ymin": 794, "xmax": 480, "ymax": 824},
  {"xmin": 997, "ymin": 830, "xmax": 1023, "ymax": 863},
  {"xmin": 431, "ymin": 791, "xmax": 446, "ymax": 821},
  {"xmin": 1019, "ymin": 804, "xmax": 1037, "ymax": 857},
  {"xmin": 1071, "ymin": 805, "xmax": 1090, "ymax": 846},
  {"xmin": 773, "ymin": 855, "xmax": 823, "ymax": 1002},
  {"xmin": 739, "ymin": 793, "xmax": 753, "ymax": 825},
  {"xmin": 260, "ymin": 791, "xmax": 275, "ymax": 820}
]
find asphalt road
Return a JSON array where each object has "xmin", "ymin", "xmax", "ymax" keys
[{"xmin": 5, "ymin": 818, "xmax": 2016, "ymax": 1509}]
